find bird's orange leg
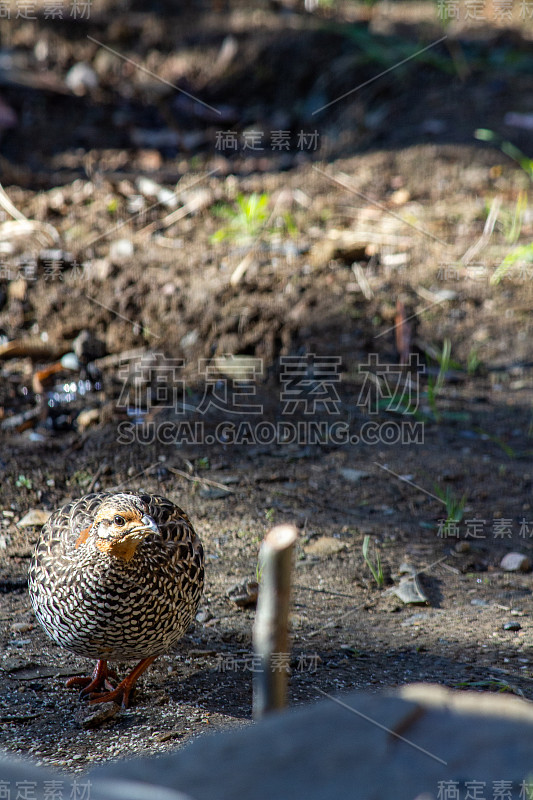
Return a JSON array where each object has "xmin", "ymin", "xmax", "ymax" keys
[
  {"xmin": 87, "ymin": 656, "xmax": 157, "ymax": 708},
  {"xmin": 66, "ymin": 660, "xmax": 118, "ymax": 696}
]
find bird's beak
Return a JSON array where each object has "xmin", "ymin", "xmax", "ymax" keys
[
  {"xmin": 141, "ymin": 514, "xmax": 159, "ymax": 534},
  {"xmin": 127, "ymin": 514, "xmax": 159, "ymax": 539}
]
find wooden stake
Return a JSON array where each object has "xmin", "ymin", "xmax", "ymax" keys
[{"xmin": 252, "ymin": 524, "xmax": 298, "ymax": 720}]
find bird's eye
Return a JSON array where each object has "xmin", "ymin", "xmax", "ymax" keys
[{"xmin": 113, "ymin": 515, "xmax": 126, "ymax": 526}]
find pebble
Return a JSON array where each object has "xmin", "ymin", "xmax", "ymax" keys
[
  {"xmin": 153, "ymin": 730, "xmax": 184, "ymax": 743},
  {"xmin": 339, "ymin": 468, "xmax": 370, "ymax": 483},
  {"xmin": 65, "ymin": 62, "xmax": 98, "ymax": 94},
  {"xmin": 136, "ymin": 176, "xmax": 162, "ymax": 197},
  {"xmin": 503, "ymin": 621, "xmax": 522, "ymax": 632},
  {"xmin": 303, "ymin": 536, "xmax": 346, "ymax": 556},
  {"xmin": 77, "ymin": 408, "xmax": 101, "ymax": 431},
  {"xmin": 180, "ymin": 329, "xmax": 199, "ymax": 349},
  {"xmin": 10, "ymin": 623, "xmax": 33, "ymax": 633},
  {"xmin": 109, "ymin": 238, "xmax": 134, "ymax": 262},
  {"xmin": 195, "ymin": 608, "xmax": 213, "ymax": 624},
  {"xmin": 392, "ymin": 575, "xmax": 428, "ymax": 605},
  {"xmin": 17, "ymin": 509, "xmax": 51, "ymax": 528},
  {"xmin": 76, "ymin": 702, "xmax": 120, "ymax": 729},
  {"xmin": 84, "ymin": 258, "xmax": 112, "ymax": 281},
  {"xmin": 127, "ymin": 195, "xmax": 146, "ymax": 214},
  {"xmin": 228, "ymin": 580, "xmax": 259, "ymax": 608},
  {"xmin": 60, "ymin": 352, "xmax": 80, "ymax": 371},
  {"xmin": 500, "ymin": 553, "xmax": 531, "ymax": 572},
  {"xmin": 157, "ymin": 187, "xmax": 178, "ymax": 208}
]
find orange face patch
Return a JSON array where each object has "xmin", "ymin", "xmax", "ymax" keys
[{"xmin": 95, "ymin": 536, "xmax": 141, "ymax": 562}]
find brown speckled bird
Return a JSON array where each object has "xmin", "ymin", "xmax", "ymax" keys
[{"xmin": 28, "ymin": 492, "xmax": 204, "ymax": 708}]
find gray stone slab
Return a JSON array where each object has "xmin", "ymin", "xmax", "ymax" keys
[{"xmin": 1, "ymin": 685, "xmax": 533, "ymax": 800}]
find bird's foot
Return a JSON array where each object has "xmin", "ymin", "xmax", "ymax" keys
[
  {"xmin": 66, "ymin": 660, "xmax": 118, "ymax": 699},
  {"xmin": 87, "ymin": 681, "xmax": 134, "ymax": 709},
  {"xmin": 87, "ymin": 656, "xmax": 156, "ymax": 709}
]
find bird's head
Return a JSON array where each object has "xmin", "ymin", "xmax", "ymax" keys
[{"xmin": 76, "ymin": 494, "xmax": 159, "ymax": 562}]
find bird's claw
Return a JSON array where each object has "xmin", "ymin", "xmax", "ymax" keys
[
  {"xmin": 87, "ymin": 685, "xmax": 133, "ymax": 709},
  {"xmin": 79, "ymin": 677, "xmax": 116, "ymax": 700},
  {"xmin": 66, "ymin": 660, "xmax": 118, "ymax": 699}
]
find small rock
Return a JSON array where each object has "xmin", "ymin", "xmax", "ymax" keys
[
  {"xmin": 503, "ymin": 621, "xmax": 522, "ymax": 632},
  {"xmin": 76, "ymin": 408, "xmax": 101, "ymax": 431},
  {"xmin": 153, "ymin": 729, "xmax": 184, "ymax": 743},
  {"xmin": 17, "ymin": 509, "xmax": 51, "ymax": 528},
  {"xmin": 76, "ymin": 701, "xmax": 120, "ymax": 729},
  {"xmin": 137, "ymin": 150, "xmax": 162, "ymax": 171},
  {"xmin": 181, "ymin": 329, "xmax": 199, "ymax": 349},
  {"xmin": 304, "ymin": 536, "xmax": 346, "ymax": 556},
  {"xmin": 500, "ymin": 553, "xmax": 531, "ymax": 572},
  {"xmin": 11, "ymin": 622, "xmax": 33, "ymax": 633},
  {"xmin": 157, "ymin": 187, "xmax": 178, "ymax": 209},
  {"xmin": 195, "ymin": 608, "xmax": 213, "ymax": 624},
  {"xmin": 188, "ymin": 649, "xmax": 217, "ymax": 657},
  {"xmin": 65, "ymin": 62, "xmax": 98, "ymax": 95},
  {"xmin": 339, "ymin": 468, "xmax": 369, "ymax": 483},
  {"xmin": 126, "ymin": 194, "xmax": 146, "ymax": 214},
  {"xmin": 455, "ymin": 541, "xmax": 470, "ymax": 553},
  {"xmin": 433, "ymin": 289, "xmax": 457, "ymax": 302},
  {"xmin": 109, "ymin": 238, "xmax": 134, "ymax": 263},
  {"xmin": 136, "ymin": 176, "xmax": 163, "ymax": 198},
  {"xmin": 228, "ymin": 580, "xmax": 259, "ymax": 608},
  {"xmin": 60, "ymin": 352, "xmax": 80, "ymax": 371},
  {"xmin": 390, "ymin": 189, "xmax": 410, "ymax": 205},
  {"xmin": 393, "ymin": 564, "xmax": 428, "ymax": 605},
  {"xmin": 84, "ymin": 258, "xmax": 112, "ymax": 281},
  {"xmin": 309, "ymin": 231, "xmax": 370, "ymax": 267},
  {"xmin": 381, "ymin": 252, "xmax": 409, "ymax": 268},
  {"xmin": 218, "ymin": 475, "xmax": 240, "ymax": 485}
]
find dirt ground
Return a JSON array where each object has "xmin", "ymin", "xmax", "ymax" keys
[{"xmin": 0, "ymin": 0, "xmax": 533, "ymax": 775}]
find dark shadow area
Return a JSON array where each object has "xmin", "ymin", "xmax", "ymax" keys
[{"xmin": 0, "ymin": 2, "xmax": 532, "ymax": 184}]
